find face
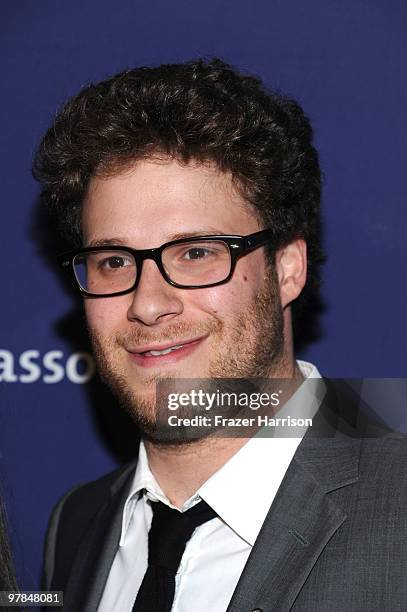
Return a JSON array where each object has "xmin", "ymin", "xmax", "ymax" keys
[{"xmin": 82, "ymin": 159, "xmax": 286, "ymax": 440}]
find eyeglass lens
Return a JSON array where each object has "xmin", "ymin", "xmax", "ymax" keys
[{"xmin": 73, "ymin": 240, "xmax": 232, "ymax": 294}]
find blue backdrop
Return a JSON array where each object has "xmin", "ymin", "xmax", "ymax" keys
[{"xmin": 1, "ymin": 0, "xmax": 407, "ymax": 591}]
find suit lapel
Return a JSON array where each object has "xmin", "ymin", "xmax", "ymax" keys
[
  {"xmin": 63, "ymin": 462, "xmax": 137, "ymax": 612},
  {"xmin": 227, "ymin": 436, "xmax": 360, "ymax": 612}
]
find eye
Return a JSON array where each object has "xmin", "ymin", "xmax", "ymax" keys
[
  {"xmin": 183, "ymin": 247, "xmax": 211, "ymax": 260},
  {"xmin": 98, "ymin": 255, "xmax": 133, "ymax": 270}
]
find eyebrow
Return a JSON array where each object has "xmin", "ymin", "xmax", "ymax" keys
[{"xmin": 85, "ymin": 228, "xmax": 229, "ymax": 248}]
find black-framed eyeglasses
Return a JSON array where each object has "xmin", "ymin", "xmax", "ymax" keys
[{"xmin": 57, "ymin": 229, "xmax": 275, "ymax": 298}]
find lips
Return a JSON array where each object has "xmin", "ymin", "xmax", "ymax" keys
[{"xmin": 128, "ymin": 336, "xmax": 207, "ymax": 368}]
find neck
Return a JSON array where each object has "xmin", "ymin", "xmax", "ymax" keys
[
  {"xmin": 144, "ymin": 436, "xmax": 250, "ymax": 509},
  {"xmin": 145, "ymin": 353, "xmax": 302, "ymax": 509}
]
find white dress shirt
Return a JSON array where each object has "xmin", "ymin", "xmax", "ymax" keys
[{"xmin": 98, "ymin": 361, "xmax": 323, "ymax": 612}]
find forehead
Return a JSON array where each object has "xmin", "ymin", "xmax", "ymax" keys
[{"xmin": 82, "ymin": 158, "xmax": 261, "ymax": 246}]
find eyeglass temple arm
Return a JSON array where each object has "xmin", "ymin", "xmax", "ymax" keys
[{"xmin": 245, "ymin": 229, "xmax": 275, "ymax": 251}]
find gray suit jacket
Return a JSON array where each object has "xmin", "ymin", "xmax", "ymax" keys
[{"xmin": 43, "ymin": 381, "xmax": 407, "ymax": 611}]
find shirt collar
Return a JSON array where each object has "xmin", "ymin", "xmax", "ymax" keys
[
  {"xmin": 197, "ymin": 436, "xmax": 301, "ymax": 545},
  {"xmin": 119, "ymin": 442, "xmax": 177, "ymax": 545}
]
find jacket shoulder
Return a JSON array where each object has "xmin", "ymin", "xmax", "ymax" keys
[
  {"xmin": 359, "ymin": 435, "xmax": 407, "ymax": 481},
  {"xmin": 43, "ymin": 461, "xmax": 137, "ymax": 590}
]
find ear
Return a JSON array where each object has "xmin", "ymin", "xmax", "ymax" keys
[{"xmin": 275, "ymin": 239, "xmax": 307, "ymax": 308}]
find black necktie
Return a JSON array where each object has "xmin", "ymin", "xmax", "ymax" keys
[{"xmin": 132, "ymin": 498, "xmax": 217, "ymax": 612}]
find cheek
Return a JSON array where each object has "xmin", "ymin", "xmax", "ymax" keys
[
  {"xmin": 188, "ymin": 259, "xmax": 264, "ymax": 318},
  {"xmin": 84, "ymin": 298, "xmax": 126, "ymax": 335}
]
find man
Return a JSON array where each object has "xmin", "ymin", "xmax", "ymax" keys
[{"xmin": 34, "ymin": 59, "xmax": 407, "ymax": 611}]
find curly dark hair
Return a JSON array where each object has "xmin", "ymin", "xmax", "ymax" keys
[{"xmin": 33, "ymin": 58, "xmax": 324, "ymax": 317}]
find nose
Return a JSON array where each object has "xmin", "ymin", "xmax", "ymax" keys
[{"xmin": 127, "ymin": 259, "xmax": 184, "ymax": 326}]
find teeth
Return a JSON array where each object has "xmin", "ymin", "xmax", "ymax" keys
[
  {"xmin": 149, "ymin": 348, "xmax": 173, "ymax": 356},
  {"xmin": 145, "ymin": 344, "xmax": 184, "ymax": 357}
]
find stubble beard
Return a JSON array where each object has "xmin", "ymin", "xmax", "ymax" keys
[{"xmin": 88, "ymin": 268, "xmax": 285, "ymax": 443}]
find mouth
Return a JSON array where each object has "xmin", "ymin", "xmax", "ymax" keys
[{"xmin": 127, "ymin": 336, "xmax": 207, "ymax": 368}]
